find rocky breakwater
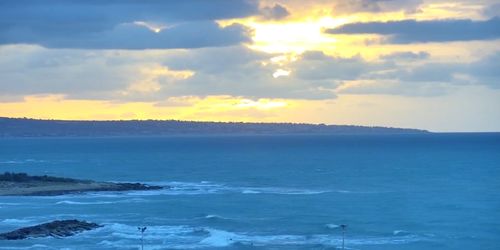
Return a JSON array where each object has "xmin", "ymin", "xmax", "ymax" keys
[{"xmin": 0, "ymin": 220, "xmax": 101, "ymax": 240}]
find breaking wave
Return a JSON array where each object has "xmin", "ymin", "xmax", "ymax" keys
[{"xmin": 83, "ymin": 223, "xmax": 430, "ymax": 249}]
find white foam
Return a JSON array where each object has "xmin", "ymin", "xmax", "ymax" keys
[
  {"xmin": 1, "ymin": 218, "xmax": 32, "ymax": 225},
  {"xmin": 79, "ymin": 223, "xmax": 429, "ymax": 249},
  {"xmin": 242, "ymin": 189, "xmax": 261, "ymax": 194},
  {"xmin": 23, "ymin": 180, "xmax": 332, "ymax": 198},
  {"xmin": 132, "ymin": 181, "xmax": 331, "ymax": 196},
  {"xmin": 54, "ymin": 197, "xmax": 149, "ymax": 205},
  {"xmin": 326, "ymin": 223, "xmax": 340, "ymax": 229},
  {"xmin": 56, "ymin": 200, "xmax": 114, "ymax": 205},
  {"xmin": 0, "ymin": 160, "xmax": 21, "ymax": 164},
  {"xmin": 0, "ymin": 159, "xmax": 46, "ymax": 164},
  {"xmin": 0, "ymin": 244, "xmax": 49, "ymax": 250},
  {"xmin": 393, "ymin": 230, "xmax": 410, "ymax": 236},
  {"xmin": 200, "ymin": 229, "xmax": 239, "ymax": 247},
  {"xmin": 103, "ymin": 223, "xmax": 196, "ymax": 240},
  {"xmin": 204, "ymin": 214, "xmax": 229, "ymax": 220},
  {"xmin": 0, "ymin": 202, "xmax": 21, "ymax": 206},
  {"xmin": 238, "ymin": 186, "xmax": 331, "ymax": 195}
]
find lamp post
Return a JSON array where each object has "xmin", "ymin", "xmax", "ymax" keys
[
  {"xmin": 138, "ymin": 226, "xmax": 147, "ymax": 250},
  {"xmin": 340, "ymin": 224, "xmax": 347, "ymax": 250}
]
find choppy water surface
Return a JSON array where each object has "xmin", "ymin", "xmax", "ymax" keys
[{"xmin": 0, "ymin": 134, "xmax": 499, "ymax": 249}]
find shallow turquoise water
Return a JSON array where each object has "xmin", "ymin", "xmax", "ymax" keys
[{"xmin": 0, "ymin": 134, "xmax": 499, "ymax": 249}]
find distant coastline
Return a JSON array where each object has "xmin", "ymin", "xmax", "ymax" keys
[{"xmin": 0, "ymin": 117, "xmax": 429, "ymax": 137}]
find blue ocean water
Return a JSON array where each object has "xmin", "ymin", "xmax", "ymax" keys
[{"xmin": 0, "ymin": 134, "xmax": 499, "ymax": 250}]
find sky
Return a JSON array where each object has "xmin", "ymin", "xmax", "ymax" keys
[{"xmin": 0, "ymin": 0, "xmax": 499, "ymax": 132}]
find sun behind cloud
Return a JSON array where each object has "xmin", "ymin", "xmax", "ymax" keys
[{"xmin": 0, "ymin": 0, "xmax": 499, "ymax": 131}]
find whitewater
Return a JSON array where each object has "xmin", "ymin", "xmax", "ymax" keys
[{"xmin": 0, "ymin": 134, "xmax": 499, "ymax": 249}]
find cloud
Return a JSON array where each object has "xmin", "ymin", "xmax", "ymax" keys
[
  {"xmin": 467, "ymin": 52, "xmax": 500, "ymax": 88},
  {"xmin": 0, "ymin": 0, "xmax": 259, "ymax": 49},
  {"xmin": 0, "ymin": 45, "xmax": 338, "ymax": 101},
  {"xmin": 341, "ymin": 51, "xmax": 500, "ymax": 95},
  {"xmin": 260, "ymin": 4, "xmax": 290, "ymax": 20},
  {"xmin": 2, "ymin": 44, "xmax": 499, "ymax": 102},
  {"xmin": 338, "ymin": 79, "xmax": 453, "ymax": 96},
  {"xmin": 395, "ymin": 52, "xmax": 500, "ymax": 88},
  {"xmin": 379, "ymin": 51, "xmax": 429, "ymax": 60},
  {"xmin": 291, "ymin": 51, "xmax": 373, "ymax": 81},
  {"xmin": 5, "ymin": 21, "xmax": 252, "ymax": 50},
  {"xmin": 332, "ymin": 0, "xmax": 423, "ymax": 15},
  {"xmin": 326, "ymin": 18, "xmax": 500, "ymax": 43},
  {"xmin": 483, "ymin": 3, "xmax": 500, "ymax": 18},
  {"xmin": 158, "ymin": 47, "xmax": 338, "ymax": 100},
  {"xmin": 0, "ymin": 45, "xmax": 138, "ymax": 97}
]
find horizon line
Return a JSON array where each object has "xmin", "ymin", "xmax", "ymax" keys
[
  {"xmin": 1, "ymin": 116, "xmax": 430, "ymax": 131},
  {"xmin": 3, "ymin": 116, "xmax": 500, "ymax": 133}
]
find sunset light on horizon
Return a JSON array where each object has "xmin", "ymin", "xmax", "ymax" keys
[{"xmin": 1, "ymin": 0, "xmax": 499, "ymax": 132}]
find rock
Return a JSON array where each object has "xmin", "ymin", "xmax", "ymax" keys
[
  {"xmin": 0, "ymin": 220, "xmax": 101, "ymax": 240},
  {"xmin": 0, "ymin": 172, "xmax": 167, "ymax": 196},
  {"xmin": 110, "ymin": 182, "xmax": 164, "ymax": 192},
  {"xmin": 23, "ymin": 182, "xmax": 164, "ymax": 196}
]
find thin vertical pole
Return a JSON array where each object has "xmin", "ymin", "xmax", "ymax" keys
[
  {"xmin": 340, "ymin": 224, "xmax": 347, "ymax": 250},
  {"xmin": 342, "ymin": 229, "xmax": 344, "ymax": 249},
  {"xmin": 138, "ymin": 226, "xmax": 147, "ymax": 250}
]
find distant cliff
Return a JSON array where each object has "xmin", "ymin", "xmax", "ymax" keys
[{"xmin": 0, "ymin": 117, "xmax": 429, "ymax": 137}]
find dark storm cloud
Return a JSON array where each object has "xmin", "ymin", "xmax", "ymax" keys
[
  {"xmin": 0, "ymin": 0, "xmax": 259, "ymax": 49},
  {"xmin": 326, "ymin": 18, "xmax": 500, "ymax": 43}
]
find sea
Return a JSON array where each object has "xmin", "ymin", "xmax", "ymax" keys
[{"xmin": 0, "ymin": 133, "xmax": 499, "ymax": 250}]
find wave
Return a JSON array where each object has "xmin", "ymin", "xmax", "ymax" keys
[
  {"xmin": 199, "ymin": 229, "xmax": 240, "ymax": 247},
  {"xmin": 0, "ymin": 202, "xmax": 22, "ymax": 206},
  {"xmin": 55, "ymin": 198, "xmax": 148, "ymax": 205},
  {"xmin": 9, "ymin": 180, "xmax": 380, "ymax": 204},
  {"xmin": 0, "ymin": 245, "xmax": 53, "ymax": 250},
  {"xmin": 82, "ymin": 223, "xmax": 429, "ymax": 249},
  {"xmin": 56, "ymin": 200, "xmax": 115, "ymax": 205},
  {"xmin": 325, "ymin": 223, "xmax": 340, "ymax": 229},
  {"xmin": 55, "ymin": 198, "xmax": 145, "ymax": 205},
  {"xmin": 189, "ymin": 214, "xmax": 236, "ymax": 223},
  {"xmin": 241, "ymin": 189, "xmax": 261, "ymax": 194},
  {"xmin": 393, "ymin": 230, "xmax": 411, "ymax": 236},
  {"xmin": 203, "ymin": 214, "xmax": 229, "ymax": 220},
  {"xmin": 1, "ymin": 218, "xmax": 32, "ymax": 225},
  {"xmin": 125, "ymin": 181, "xmax": 332, "ymax": 197},
  {"xmin": 0, "ymin": 159, "xmax": 47, "ymax": 164},
  {"xmin": 13, "ymin": 180, "xmax": 363, "ymax": 199},
  {"xmin": 241, "ymin": 187, "xmax": 330, "ymax": 195}
]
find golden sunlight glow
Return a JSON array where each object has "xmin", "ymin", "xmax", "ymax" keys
[
  {"xmin": 245, "ymin": 17, "xmax": 349, "ymax": 53},
  {"xmin": 2, "ymin": 1, "xmax": 499, "ymax": 132},
  {"xmin": 0, "ymin": 95, "xmax": 290, "ymax": 121},
  {"xmin": 234, "ymin": 99, "xmax": 287, "ymax": 109}
]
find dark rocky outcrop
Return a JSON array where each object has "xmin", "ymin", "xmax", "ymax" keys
[
  {"xmin": 22, "ymin": 182, "xmax": 164, "ymax": 196},
  {"xmin": 0, "ymin": 172, "xmax": 84, "ymax": 183},
  {"xmin": 0, "ymin": 220, "xmax": 101, "ymax": 240},
  {"xmin": 0, "ymin": 172, "xmax": 165, "ymax": 196}
]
